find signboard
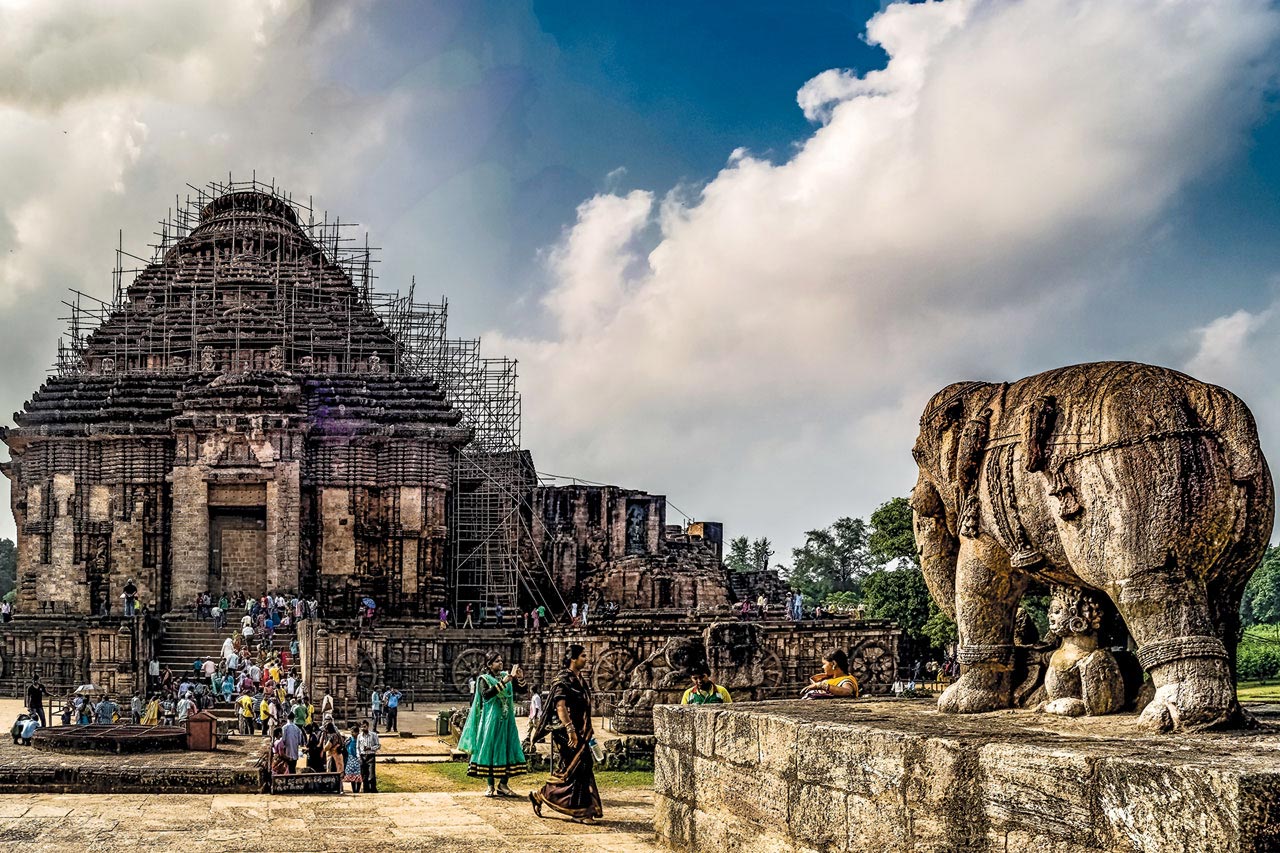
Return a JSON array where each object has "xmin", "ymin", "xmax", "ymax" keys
[{"xmin": 270, "ymin": 772, "xmax": 343, "ymax": 795}]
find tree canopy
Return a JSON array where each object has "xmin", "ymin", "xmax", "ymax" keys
[
  {"xmin": 868, "ymin": 497, "xmax": 916, "ymax": 566},
  {"xmin": 726, "ymin": 536, "xmax": 775, "ymax": 573},
  {"xmin": 1242, "ymin": 545, "xmax": 1280, "ymax": 627},
  {"xmin": 782, "ymin": 497, "xmax": 956, "ymax": 657},
  {"xmin": 787, "ymin": 516, "xmax": 872, "ymax": 601}
]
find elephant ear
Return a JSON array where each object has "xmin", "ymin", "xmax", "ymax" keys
[{"xmin": 1022, "ymin": 395, "xmax": 1058, "ymax": 473}]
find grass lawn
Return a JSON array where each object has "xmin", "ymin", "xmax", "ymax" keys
[
  {"xmin": 1236, "ymin": 680, "xmax": 1280, "ymax": 703},
  {"xmin": 377, "ymin": 760, "xmax": 654, "ymax": 794}
]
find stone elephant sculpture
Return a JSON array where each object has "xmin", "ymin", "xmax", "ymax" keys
[{"xmin": 911, "ymin": 362, "xmax": 1273, "ymax": 731}]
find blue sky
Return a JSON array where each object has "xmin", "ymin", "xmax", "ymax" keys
[
  {"xmin": 2, "ymin": 0, "xmax": 1280, "ymax": 558},
  {"xmin": 323, "ymin": 0, "xmax": 894, "ymax": 334}
]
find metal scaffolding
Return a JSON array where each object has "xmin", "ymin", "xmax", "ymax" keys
[{"xmin": 50, "ymin": 175, "xmax": 561, "ymax": 617}]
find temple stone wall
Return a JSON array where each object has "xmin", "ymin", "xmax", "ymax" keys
[
  {"xmin": 0, "ymin": 616, "xmax": 159, "ymax": 699},
  {"xmin": 297, "ymin": 621, "xmax": 524, "ymax": 713}
]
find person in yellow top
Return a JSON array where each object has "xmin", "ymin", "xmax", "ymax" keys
[
  {"xmin": 141, "ymin": 696, "xmax": 160, "ymax": 725},
  {"xmin": 801, "ymin": 649, "xmax": 859, "ymax": 699},
  {"xmin": 680, "ymin": 664, "xmax": 732, "ymax": 705},
  {"xmin": 237, "ymin": 693, "xmax": 255, "ymax": 735}
]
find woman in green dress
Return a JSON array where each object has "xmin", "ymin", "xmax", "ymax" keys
[{"xmin": 458, "ymin": 652, "xmax": 527, "ymax": 797}]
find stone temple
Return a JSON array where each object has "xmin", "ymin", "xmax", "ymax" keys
[{"xmin": 0, "ymin": 181, "xmax": 900, "ymax": 711}]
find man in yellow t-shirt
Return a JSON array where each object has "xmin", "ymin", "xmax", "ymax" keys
[
  {"xmin": 237, "ymin": 693, "xmax": 255, "ymax": 736},
  {"xmin": 681, "ymin": 664, "xmax": 732, "ymax": 705}
]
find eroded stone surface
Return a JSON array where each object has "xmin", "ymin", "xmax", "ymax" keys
[{"xmin": 653, "ymin": 699, "xmax": 1280, "ymax": 853}]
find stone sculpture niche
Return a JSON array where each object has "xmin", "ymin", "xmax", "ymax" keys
[
  {"xmin": 613, "ymin": 636, "xmax": 707, "ymax": 734},
  {"xmin": 911, "ymin": 362, "xmax": 1274, "ymax": 732},
  {"xmin": 1041, "ymin": 585, "xmax": 1125, "ymax": 717},
  {"xmin": 613, "ymin": 622, "xmax": 774, "ymax": 734}
]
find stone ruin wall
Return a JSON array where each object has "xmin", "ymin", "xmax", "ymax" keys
[
  {"xmin": 531, "ymin": 484, "xmax": 734, "ymax": 612},
  {"xmin": 0, "ymin": 616, "xmax": 159, "ymax": 698},
  {"xmin": 299, "ymin": 616, "xmax": 901, "ymax": 715}
]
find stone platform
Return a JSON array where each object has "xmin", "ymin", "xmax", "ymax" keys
[
  {"xmin": 0, "ymin": 731, "xmax": 261, "ymax": 794},
  {"xmin": 653, "ymin": 699, "xmax": 1280, "ymax": 853}
]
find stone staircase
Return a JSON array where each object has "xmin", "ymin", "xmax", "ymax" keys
[{"xmin": 156, "ymin": 616, "xmax": 297, "ymax": 724}]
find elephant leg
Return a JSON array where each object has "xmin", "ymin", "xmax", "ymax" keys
[
  {"xmin": 1112, "ymin": 568, "xmax": 1236, "ymax": 732},
  {"xmin": 938, "ymin": 536, "xmax": 1026, "ymax": 714}
]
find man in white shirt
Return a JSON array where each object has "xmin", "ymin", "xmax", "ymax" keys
[
  {"xmin": 176, "ymin": 694, "xmax": 195, "ymax": 724},
  {"xmin": 528, "ymin": 686, "xmax": 543, "ymax": 722},
  {"xmin": 357, "ymin": 720, "xmax": 381, "ymax": 793}
]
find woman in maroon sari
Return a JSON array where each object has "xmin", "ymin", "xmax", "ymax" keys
[{"xmin": 528, "ymin": 644, "xmax": 603, "ymax": 823}]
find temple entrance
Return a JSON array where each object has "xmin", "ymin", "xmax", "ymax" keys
[{"xmin": 209, "ymin": 506, "xmax": 267, "ymax": 599}]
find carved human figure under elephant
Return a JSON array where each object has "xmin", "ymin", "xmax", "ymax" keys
[{"xmin": 911, "ymin": 362, "xmax": 1273, "ymax": 732}]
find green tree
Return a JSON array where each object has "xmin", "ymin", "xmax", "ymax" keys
[
  {"xmin": 0, "ymin": 538, "xmax": 14, "ymax": 598},
  {"xmin": 1242, "ymin": 546, "xmax": 1280, "ymax": 628},
  {"xmin": 787, "ymin": 517, "xmax": 871, "ymax": 601},
  {"xmin": 862, "ymin": 565, "xmax": 955, "ymax": 653},
  {"xmin": 921, "ymin": 608, "xmax": 958, "ymax": 649},
  {"xmin": 862, "ymin": 567, "xmax": 932, "ymax": 640},
  {"xmin": 868, "ymin": 497, "xmax": 917, "ymax": 567},
  {"xmin": 749, "ymin": 538, "xmax": 774, "ymax": 572},
  {"xmin": 726, "ymin": 536, "xmax": 752, "ymax": 573}
]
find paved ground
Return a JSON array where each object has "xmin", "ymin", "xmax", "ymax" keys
[
  {"xmin": 0, "ymin": 697, "xmax": 659, "ymax": 850},
  {"xmin": 0, "ymin": 788, "xmax": 659, "ymax": 851}
]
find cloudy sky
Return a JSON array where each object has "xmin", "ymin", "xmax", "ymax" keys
[{"xmin": 2, "ymin": 0, "xmax": 1280, "ymax": 561}]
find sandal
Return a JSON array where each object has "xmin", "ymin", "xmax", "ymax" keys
[
  {"xmin": 572, "ymin": 817, "xmax": 596, "ymax": 825},
  {"xmin": 484, "ymin": 789, "xmax": 496, "ymax": 798},
  {"xmin": 496, "ymin": 786, "xmax": 518, "ymax": 799},
  {"xmin": 528, "ymin": 792, "xmax": 543, "ymax": 818}
]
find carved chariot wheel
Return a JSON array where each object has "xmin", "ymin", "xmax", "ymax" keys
[
  {"xmin": 848, "ymin": 639, "xmax": 895, "ymax": 687},
  {"xmin": 591, "ymin": 647, "xmax": 637, "ymax": 693},
  {"xmin": 451, "ymin": 648, "xmax": 489, "ymax": 693},
  {"xmin": 758, "ymin": 650, "xmax": 784, "ymax": 699}
]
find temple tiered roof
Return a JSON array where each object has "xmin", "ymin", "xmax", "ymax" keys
[{"xmin": 5, "ymin": 187, "xmax": 466, "ymax": 443}]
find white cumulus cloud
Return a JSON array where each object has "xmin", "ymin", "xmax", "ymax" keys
[{"xmin": 501, "ymin": 0, "xmax": 1280, "ymax": 556}]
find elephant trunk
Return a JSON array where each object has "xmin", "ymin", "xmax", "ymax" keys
[{"xmin": 912, "ymin": 474, "xmax": 958, "ymax": 619}]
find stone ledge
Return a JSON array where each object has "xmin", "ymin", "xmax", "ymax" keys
[{"xmin": 653, "ymin": 699, "xmax": 1280, "ymax": 853}]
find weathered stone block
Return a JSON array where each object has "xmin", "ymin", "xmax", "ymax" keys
[
  {"xmin": 692, "ymin": 755, "xmax": 789, "ymax": 828},
  {"xmin": 654, "ymin": 705, "xmax": 695, "ymax": 753},
  {"xmin": 653, "ymin": 700, "xmax": 1280, "ymax": 853},
  {"xmin": 789, "ymin": 784, "xmax": 848, "ymax": 852},
  {"xmin": 977, "ymin": 742, "xmax": 1097, "ymax": 843},
  {"xmin": 655, "ymin": 744, "xmax": 695, "ymax": 801},
  {"xmin": 692, "ymin": 707, "xmax": 719, "ymax": 759},
  {"xmin": 713, "ymin": 708, "xmax": 759, "ymax": 767},
  {"xmin": 756, "ymin": 713, "xmax": 801, "ymax": 778},
  {"xmin": 654, "ymin": 792, "xmax": 695, "ymax": 850}
]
